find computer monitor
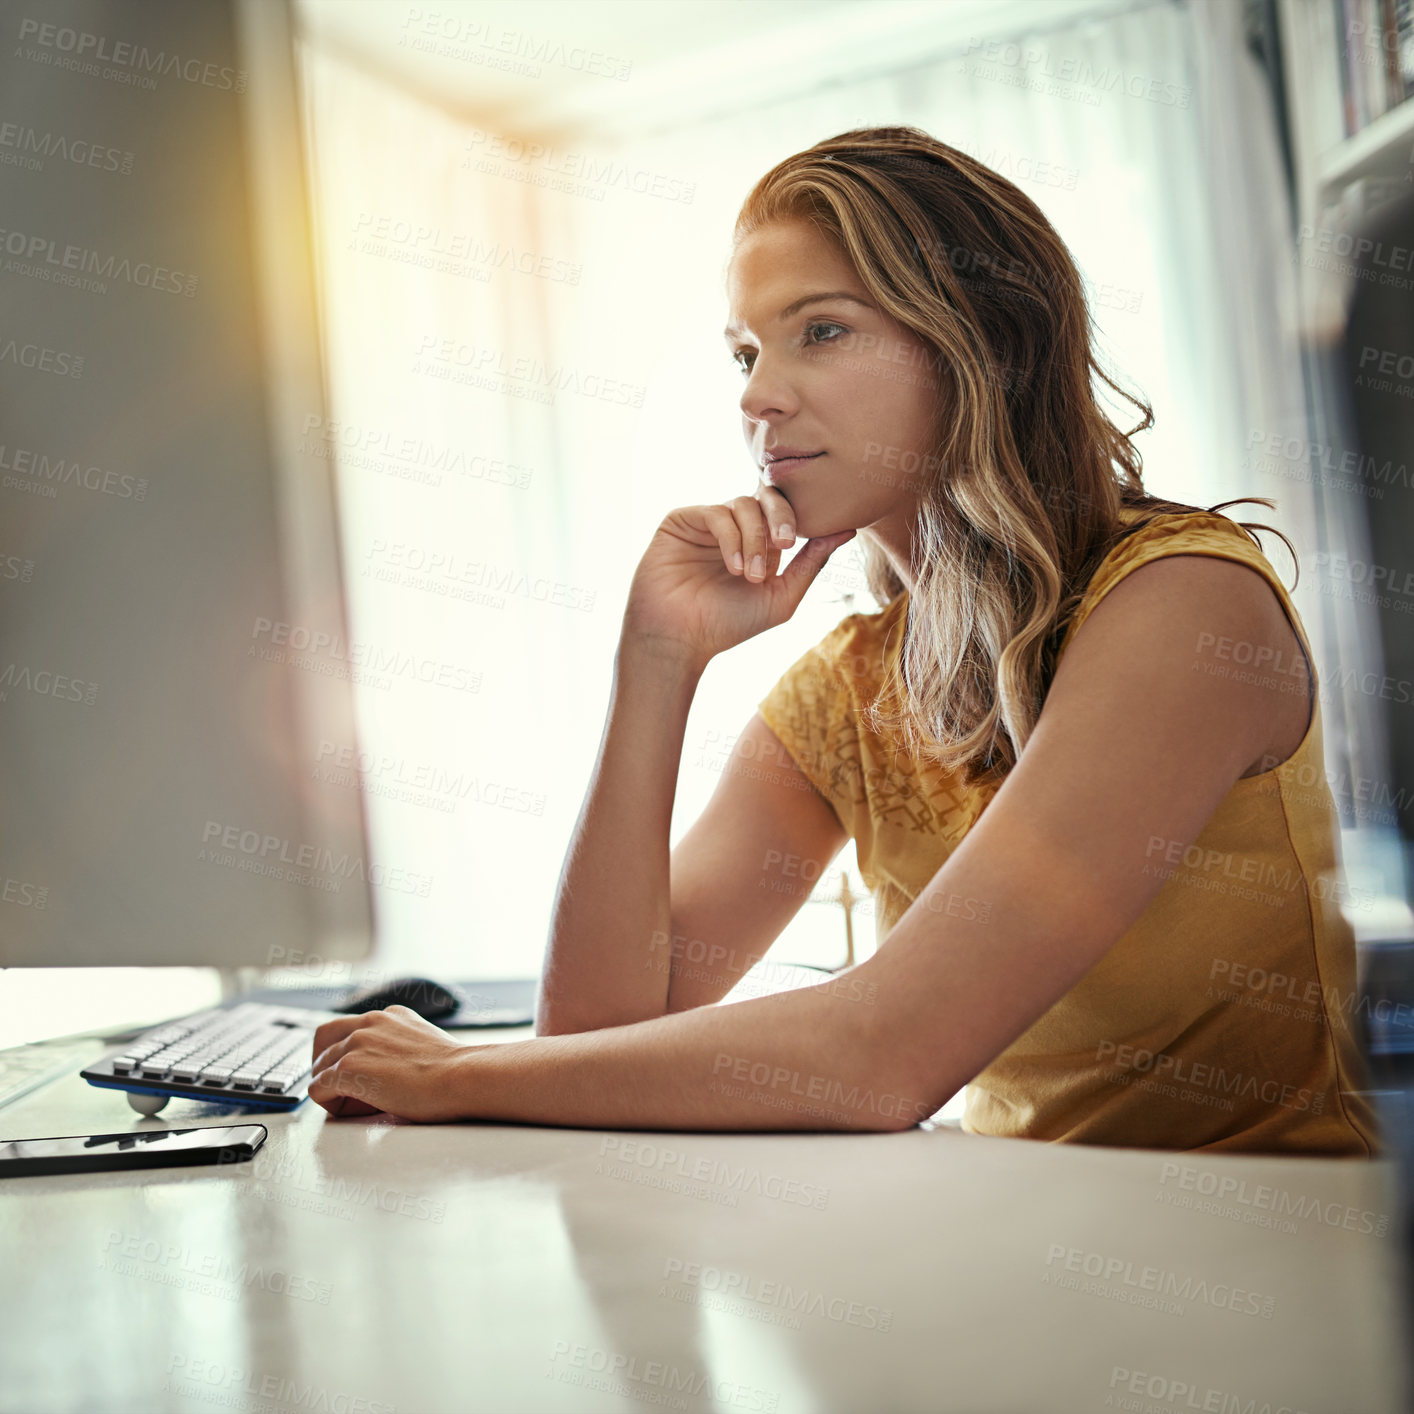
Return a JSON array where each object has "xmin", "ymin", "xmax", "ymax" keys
[{"xmin": 0, "ymin": 0, "xmax": 373, "ymax": 967}]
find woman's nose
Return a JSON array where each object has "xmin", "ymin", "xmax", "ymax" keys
[{"xmin": 739, "ymin": 356, "xmax": 798, "ymax": 423}]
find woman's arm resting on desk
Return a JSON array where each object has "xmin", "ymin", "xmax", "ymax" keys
[
  {"xmin": 536, "ymin": 494, "xmax": 853, "ymax": 1037},
  {"xmin": 309, "ymin": 557, "xmax": 1290, "ymax": 1129}
]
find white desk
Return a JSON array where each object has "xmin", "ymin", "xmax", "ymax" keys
[{"xmin": 1, "ymin": 1029, "xmax": 1409, "ymax": 1414}]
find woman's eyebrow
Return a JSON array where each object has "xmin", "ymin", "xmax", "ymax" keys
[{"xmin": 722, "ymin": 291, "xmax": 874, "ymax": 341}]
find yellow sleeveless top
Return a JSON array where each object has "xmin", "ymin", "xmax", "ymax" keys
[{"xmin": 757, "ymin": 508, "xmax": 1380, "ymax": 1156}]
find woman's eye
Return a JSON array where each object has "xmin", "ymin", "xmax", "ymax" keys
[{"xmin": 732, "ymin": 322, "xmax": 847, "ymax": 373}]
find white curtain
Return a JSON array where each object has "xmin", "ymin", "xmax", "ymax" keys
[{"xmin": 294, "ymin": 0, "xmax": 1329, "ymax": 980}]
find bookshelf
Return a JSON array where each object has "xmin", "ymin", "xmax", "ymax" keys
[
  {"xmin": 1282, "ymin": 0, "xmax": 1414, "ymax": 245},
  {"xmin": 1318, "ymin": 95, "xmax": 1414, "ymax": 195},
  {"xmin": 1277, "ymin": 0, "xmax": 1414, "ymax": 942}
]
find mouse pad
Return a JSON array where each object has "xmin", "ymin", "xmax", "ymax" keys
[{"xmin": 230, "ymin": 979, "xmax": 537, "ymax": 1029}]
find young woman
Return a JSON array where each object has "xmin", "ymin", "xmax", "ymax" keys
[{"xmin": 309, "ymin": 127, "xmax": 1378, "ymax": 1156}]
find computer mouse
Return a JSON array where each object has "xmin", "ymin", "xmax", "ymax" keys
[{"xmin": 336, "ymin": 976, "xmax": 460, "ymax": 1020}]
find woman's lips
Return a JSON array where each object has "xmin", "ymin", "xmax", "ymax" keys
[{"xmin": 763, "ymin": 452, "xmax": 825, "ymax": 485}]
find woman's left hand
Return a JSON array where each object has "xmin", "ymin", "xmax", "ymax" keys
[{"xmin": 308, "ymin": 1006, "xmax": 481, "ymax": 1122}]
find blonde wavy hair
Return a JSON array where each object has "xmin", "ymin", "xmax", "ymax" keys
[{"xmin": 732, "ymin": 125, "xmax": 1296, "ymax": 787}]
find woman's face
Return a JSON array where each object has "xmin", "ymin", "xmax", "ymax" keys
[{"xmin": 724, "ymin": 217, "xmax": 941, "ymax": 550}]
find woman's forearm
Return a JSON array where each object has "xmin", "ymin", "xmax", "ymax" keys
[
  {"xmin": 472, "ymin": 966, "xmax": 934, "ymax": 1132},
  {"xmin": 537, "ymin": 632, "xmax": 706, "ymax": 1035}
]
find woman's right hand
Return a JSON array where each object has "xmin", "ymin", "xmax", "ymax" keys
[{"xmin": 622, "ymin": 482, "xmax": 857, "ymax": 670}]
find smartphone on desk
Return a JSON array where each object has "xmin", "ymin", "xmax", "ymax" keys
[{"xmin": 0, "ymin": 1123, "xmax": 267, "ymax": 1178}]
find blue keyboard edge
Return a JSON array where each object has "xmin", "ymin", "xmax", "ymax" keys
[{"xmin": 80, "ymin": 1072, "xmax": 307, "ymax": 1111}]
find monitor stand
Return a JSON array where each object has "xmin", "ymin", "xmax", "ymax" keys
[{"xmin": 218, "ymin": 967, "xmax": 264, "ymax": 1003}]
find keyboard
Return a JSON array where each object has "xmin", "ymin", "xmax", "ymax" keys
[
  {"xmin": 0, "ymin": 1038, "xmax": 101, "ymax": 1110},
  {"xmin": 81, "ymin": 1002, "xmax": 341, "ymax": 1112}
]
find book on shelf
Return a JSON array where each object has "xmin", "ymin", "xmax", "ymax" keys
[{"xmin": 1337, "ymin": 0, "xmax": 1414, "ymax": 136}]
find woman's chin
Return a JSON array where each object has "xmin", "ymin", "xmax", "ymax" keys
[{"xmin": 796, "ymin": 519, "xmax": 857, "ymax": 543}]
